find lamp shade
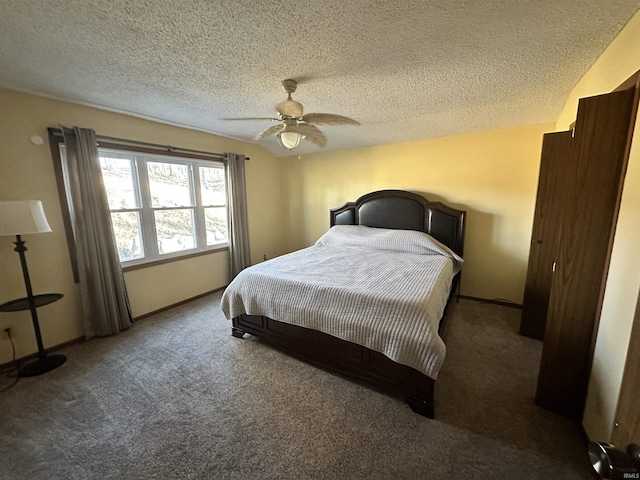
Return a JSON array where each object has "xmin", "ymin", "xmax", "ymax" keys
[
  {"xmin": 277, "ymin": 131, "xmax": 303, "ymax": 149},
  {"xmin": 276, "ymin": 122, "xmax": 306, "ymax": 150},
  {"xmin": 0, "ymin": 200, "xmax": 52, "ymax": 236}
]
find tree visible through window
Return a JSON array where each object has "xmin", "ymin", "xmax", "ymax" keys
[{"xmin": 98, "ymin": 149, "xmax": 228, "ymax": 265}]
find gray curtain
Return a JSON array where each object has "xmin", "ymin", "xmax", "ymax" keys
[
  {"xmin": 224, "ymin": 152, "xmax": 251, "ymax": 279},
  {"xmin": 61, "ymin": 127, "xmax": 133, "ymax": 338}
]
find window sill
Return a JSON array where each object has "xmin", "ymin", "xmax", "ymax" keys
[{"xmin": 122, "ymin": 246, "xmax": 228, "ymax": 272}]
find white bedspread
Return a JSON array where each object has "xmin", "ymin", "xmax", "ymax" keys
[{"xmin": 221, "ymin": 225, "xmax": 463, "ymax": 379}]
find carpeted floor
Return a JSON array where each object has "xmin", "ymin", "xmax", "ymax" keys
[{"xmin": 0, "ymin": 293, "xmax": 595, "ymax": 479}]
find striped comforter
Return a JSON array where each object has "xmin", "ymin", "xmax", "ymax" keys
[{"xmin": 221, "ymin": 225, "xmax": 463, "ymax": 379}]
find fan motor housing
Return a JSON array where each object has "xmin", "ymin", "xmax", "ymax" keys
[
  {"xmin": 277, "ymin": 99, "xmax": 303, "ymax": 118},
  {"xmin": 281, "ymin": 79, "xmax": 298, "ymax": 94}
]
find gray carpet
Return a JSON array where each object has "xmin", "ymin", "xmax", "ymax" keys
[{"xmin": 0, "ymin": 294, "xmax": 595, "ymax": 479}]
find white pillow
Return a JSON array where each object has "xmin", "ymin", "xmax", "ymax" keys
[{"xmin": 315, "ymin": 225, "xmax": 463, "ymax": 266}]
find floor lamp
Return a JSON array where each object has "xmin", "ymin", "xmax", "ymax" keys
[{"xmin": 0, "ymin": 200, "xmax": 67, "ymax": 376}]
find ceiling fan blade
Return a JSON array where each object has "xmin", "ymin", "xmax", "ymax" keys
[
  {"xmin": 220, "ymin": 117, "xmax": 280, "ymax": 121},
  {"xmin": 293, "ymin": 123, "xmax": 327, "ymax": 148},
  {"xmin": 300, "ymin": 113, "xmax": 360, "ymax": 126},
  {"xmin": 255, "ymin": 124, "xmax": 284, "ymax": 140}
]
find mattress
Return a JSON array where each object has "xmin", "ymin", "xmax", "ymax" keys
[{"xmin": 221, "ymin": 225, "xmax": 463, "ymax": 379}]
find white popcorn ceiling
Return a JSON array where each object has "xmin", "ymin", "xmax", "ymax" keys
[{"xmin": 1, "ymin": 1, "xmax": 639, "ymax": 157}]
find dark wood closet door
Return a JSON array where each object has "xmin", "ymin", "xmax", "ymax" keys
[
  {"xmin": 535, "ymin": 87, "xmax": 637, "ymax": 420},
  {"xmin": 520, "ymin": 131, "xmax": 573, "ymax": 339}
]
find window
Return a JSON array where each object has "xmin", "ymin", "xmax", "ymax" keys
[{"xmin": 98, "ymin": 149, "xmax": 227, "ymax": 266}]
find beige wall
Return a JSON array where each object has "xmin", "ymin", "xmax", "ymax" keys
[
  {"xmin": 554, "ymin": 10, "xmax": 640, "ymax": 443},
  {"xmin": 281, "ymin": 123, "xmax": 553, "ymax": 303},
  {"xmin": 0, "ymin": 88, "xmax": 286, "ymax": 364}
]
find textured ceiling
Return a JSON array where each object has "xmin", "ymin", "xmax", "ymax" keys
[{"xmin": 1, "ymin": 1, "xmax": 639, "ymax": 157}]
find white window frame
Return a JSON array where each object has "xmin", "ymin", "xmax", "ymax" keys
[
  {"xmin": 98, "ymin": 148, "xmax": 228, "ymax": 267},
  {"xmin": 52, "ymin": 133, "xmax": 230, "ymax": 283},
  {"xmin": 60, "ymin": 143, "xmax": 229, "ymax": 267}
]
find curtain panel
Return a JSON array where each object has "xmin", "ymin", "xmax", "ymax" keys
[
  {"xmin": 224, "ymin": 153, "xmax": 251, "ymax": 279},
  {"xmin": 61, "ymin": 126, "xmax": 133, "ymax": 338}
]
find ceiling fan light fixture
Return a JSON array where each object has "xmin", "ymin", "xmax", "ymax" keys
[
  {"xmin": 277, "ymin": 131, "xmax": 303, "ymax": 149},
  {"xmin": 276, "ymin": 125, "xmax": 305, "ymax": 150}
]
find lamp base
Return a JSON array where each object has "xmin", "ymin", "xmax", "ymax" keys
[{"xmin": 19, "ymin": 354, "xmax": 67, "ymax": 377}]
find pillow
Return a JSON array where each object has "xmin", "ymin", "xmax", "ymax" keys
[{"xmin": 315, "ymin": 225, "xmax": 463, "ymax": 264}]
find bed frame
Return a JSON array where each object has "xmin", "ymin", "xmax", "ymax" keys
[{"xmin": 231, "ymin": 189, "xmax": 466, "ymax": 417}]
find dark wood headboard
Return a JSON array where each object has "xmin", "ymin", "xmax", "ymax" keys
[{"xmin": 330, "ymin": 190, "xmax": 466, "ymax": 257}]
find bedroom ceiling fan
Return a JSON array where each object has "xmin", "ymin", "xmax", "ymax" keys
[{"xmin": 223, "ymin": 79, "xmax": 360, "ymax": 150}]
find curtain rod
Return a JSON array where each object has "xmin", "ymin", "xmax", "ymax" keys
[{"xmin": 47, "ymin": 127, "xmax": 249, "ymax": 160}]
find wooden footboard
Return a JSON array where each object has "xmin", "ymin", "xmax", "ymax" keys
[{"xmin": 232, "ymin": 314, "xmax": 436, "ymax": 417}]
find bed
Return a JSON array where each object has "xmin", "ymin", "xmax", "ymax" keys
[{"xmin": 221, "ymin": 189, "xmax": 466, "ymax": 417}]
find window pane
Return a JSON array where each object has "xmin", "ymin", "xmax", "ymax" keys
[
  {"xmin": 147, "ymin": 162, "xmax": 193, "ymax": 207},
  {"xmin": 100, "ymin": 156, "xmax": 138, "ymax": 209},
  {"xmin": 205, "ymin": 207, "xmax": 228, "ymax": 245},
  {"xmin": 111, "ymin": 212, "xmax": 144, "ymax": 261},
  {"xmin": 155, "ymin": 209, "xmax": 196, "ymax": 254},
  {"xmin": 200, "ymin": 166, "xmax": 226, "ymax": 205}
]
